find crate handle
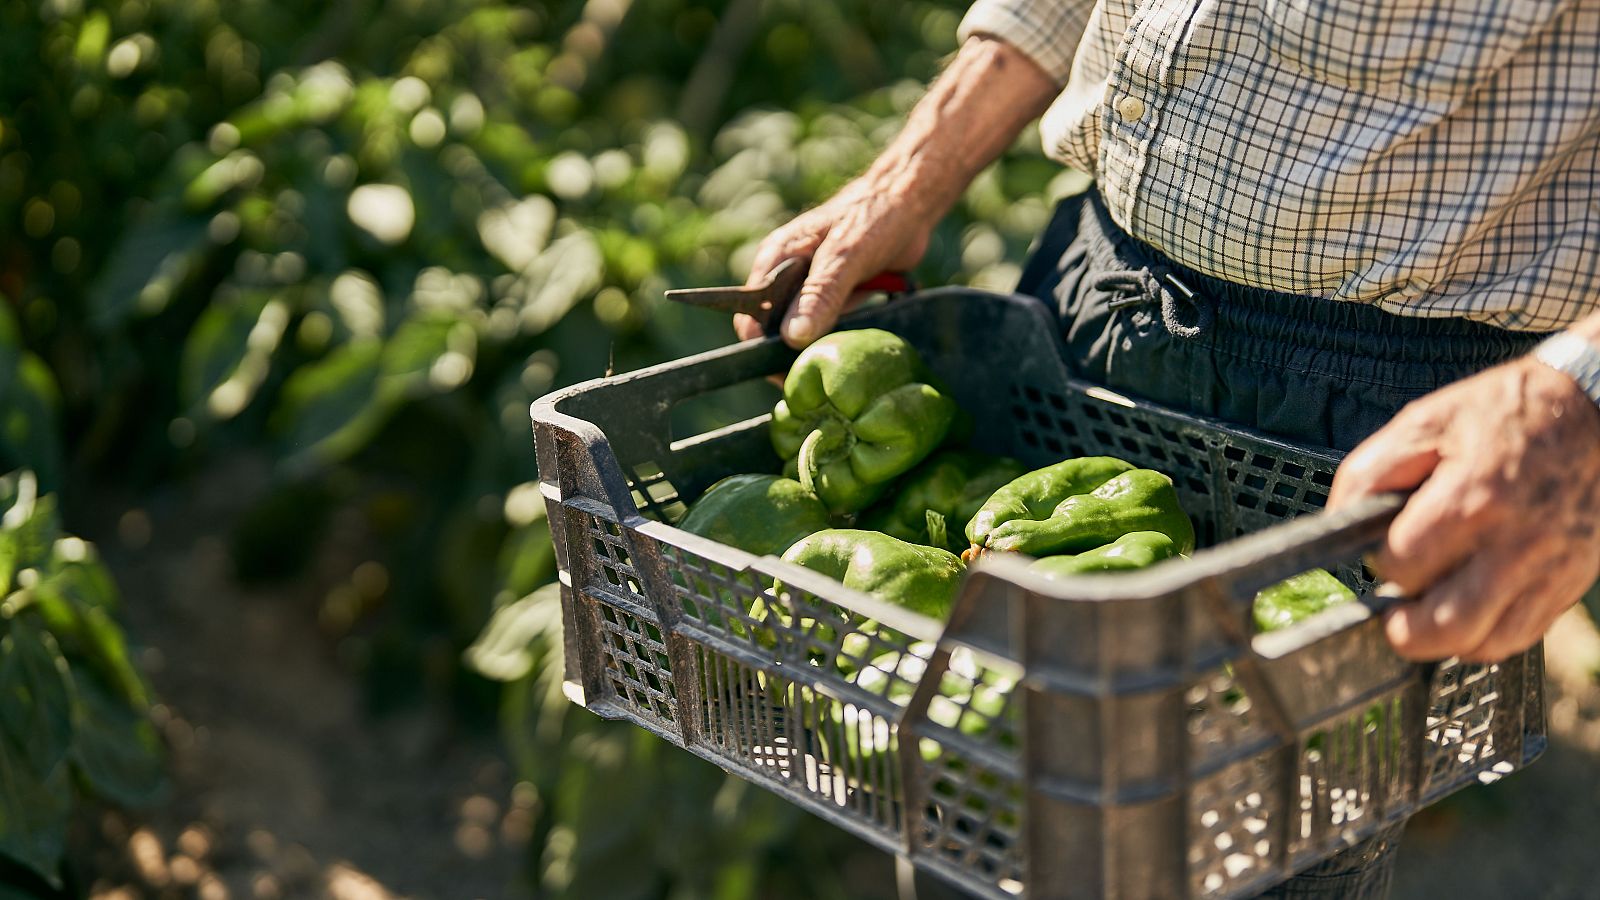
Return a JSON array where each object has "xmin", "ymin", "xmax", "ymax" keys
[
  {"xmin": 1292, "ymin": 490, "xmax": 1405, "ymax": 573},
  {"xmin": 1187, "ymin": 490, "xmax": 1408, "ymax": 615}
]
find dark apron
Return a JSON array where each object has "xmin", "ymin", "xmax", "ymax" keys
[
  {"xmin": 1017, "ymin": 189, "xmax": 1545, "ymax": 452},
  {"xmin": 1010, "ymin": 188, "xmax": 1544, "ymax": 899}
]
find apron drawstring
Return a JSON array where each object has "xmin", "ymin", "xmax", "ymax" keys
[{"xmin": 1092, "ymin": 268, "xmax": 1213, "ymax": 340}]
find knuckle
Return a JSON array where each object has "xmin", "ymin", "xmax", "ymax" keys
[
  {"xmin": 1423, "ymin": 596, "xmax": 1478, "ymax": 646},
  {"xmin": 1457, "ymin": 476, "xmax": 1513, "ymax": 523},
  {"xmin": 1380, "ymin": 524, "xmax": 1436, "ymax": 587},
  {"xmin": 792, "ymin": 288, "xmax": 840, "ymax": 317},
  {"xmin": 1403, "ymin": 588, "xmax": 1494, "ymax": 660},
  {"xmin": 1384, "ymin": 610, "xmax": 1436, "ymax": 661}
]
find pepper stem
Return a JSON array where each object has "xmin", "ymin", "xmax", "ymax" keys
[
  {"xmin": 925, "ymin": 509, "xmax": 949, "ymax": 550},
  {"xmin": 796, "ymin": 429, "xmax": 826, "ymax": 497}
]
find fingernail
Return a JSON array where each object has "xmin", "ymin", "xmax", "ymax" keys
[{"xmin": 784, "ymin": 315, "xmax": 814, "ymax": 344}]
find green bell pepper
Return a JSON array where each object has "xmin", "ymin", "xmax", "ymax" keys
[
  {"xmin": 1252, "ymin": 568, "xmax": 1358, "ymax": 633},
  {"xmin": 1251, "ymin": 570, "xmax": 1375, "ymax": 759},
  {"xmin": 1028, "ymin": 530, "xmax": 1181, "ymax": 579},
  {"xmin": 966, "ymin": 457, "xmax": 1195, "ymax": 559},
  {"xmin": 676, "ymin": 474, "xmax": 832, "ymax": 557},
  {"xmin": 771, "ymin": 329, "xmax": 959, "ymax": 516},
  {"xmin": 780, "ymin": 528, "xmax": 965, "ymax": 620},
  {"xmin": 860, "ymin": 450, "xmax": 1027, "ymax": 553}
]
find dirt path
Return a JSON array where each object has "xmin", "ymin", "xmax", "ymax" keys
[{"xmin": 72, "ymin": 458, "xmax": 529, "ymax": 900}]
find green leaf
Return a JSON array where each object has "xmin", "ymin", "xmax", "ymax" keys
[
  {"xmin": 0, "ymin": 618, "xmax": 72, "ymax": 778},
  {"xmin": 464, "ymin": 584, "xmax": 562, "ymax": 682},
  {"xmin": 0, "ymin": 746, "xmax": 69, "ymax": 888},
  {"xmin": 0, "ymin": 473, "xmax": 60, "ymax": 575},
  {"xmin": 274, "ymin": 340, "xmax": 393, "ymax": 467},
  {"xmin": 497, "ymin": 523, "xmax": 557, "ymax": 602},
  {"xmin": 31, "ymin": 561, "xmax": 145, "ymax": 710},
  {"xmin": 86, "ymin": 212, "xmax": 211, "ymax": 331},
  {"xmin": 511, "ymin": 231, "xmax": 604, "ymax": 335},
  {"xmin": 0, "ymin": 354, "xmax": 62, "ymax": 494},
  {"xmin": 180, "ymin": 291, "xmax": 290, "ymax": 420},
  {"xmin": 382, "ymin": 312, "xmax": 476, "ymax": 394},
  {"xmin": 73, "ymin": 11, "xmax": 110, "ymax": 69},
  {"xmin": 68, "ymin": 674, "xmax": 165, "ymax": 810}
]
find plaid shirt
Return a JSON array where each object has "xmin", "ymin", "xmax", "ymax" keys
[{"xmin": 960, "ymin": 0, "xmax": 1600, "ymax": 331}]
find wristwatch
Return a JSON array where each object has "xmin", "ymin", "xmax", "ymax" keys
[{"xmin": 1532, "ymin": 332, "xmax": 1600, "ymax": 409}]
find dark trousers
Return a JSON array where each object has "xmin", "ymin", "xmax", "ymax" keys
[
  {"xmin": 1017, "ymin": 189, "xmax": 1545, "ymax": 452},
  {"xmin": 1011, "ymin": 188, "xmax": 1544, "ymax": 898}
]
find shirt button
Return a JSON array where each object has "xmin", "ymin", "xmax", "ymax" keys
[{"xmin": 1117, "ymin": 95, "xmax": 1146, "ymax": 122}]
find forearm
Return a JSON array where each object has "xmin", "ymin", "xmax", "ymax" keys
[{"xmin": 863, "ymin": 36, "xmax": 1058, "ymax": 221}]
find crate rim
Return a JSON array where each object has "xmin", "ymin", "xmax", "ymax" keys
[{"xmin": 532, "ymin": 287, "xmax": 1410, "ymax": 663}]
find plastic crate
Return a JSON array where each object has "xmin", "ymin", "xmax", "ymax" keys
[{"xmin": 531, "ymin": 289, "xmax": 1545, "ymax": 899}]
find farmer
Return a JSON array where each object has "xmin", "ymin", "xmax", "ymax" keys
[
  {"xmin": 737, "ymin": 2, "xmax": 1599, "ymax": 893},
  {"xmin": 742, "ymin": 4, "xmax": 1599, "ymax": 679}
]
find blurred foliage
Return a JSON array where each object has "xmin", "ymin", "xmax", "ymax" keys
[
  {"xmin": 1, "ymin": 0, "xmax": 1080, "ymax": 894},
  {"xmin": 0, "ymin": 467, "xmax": 164, "ymax": 890},
  {"xmin": 0, "ymin": 235, "xmax": 163, "ymax": 887}
]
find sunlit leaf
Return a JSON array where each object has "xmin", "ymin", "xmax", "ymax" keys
[
  {"xmin": 478, "ymin": 195, "xmax": 556, "ymax": 271},
  {"xmin": 73, "ymin": 12, "xmax": 111, "ymax": 70},
  {"xmin": 382, "ymin": 311, "xmax": 477, "ymax": 394},
  {"xmin": 512, "ymin": 231, "xmax": 604, "ymax": 335},
  {"xmin": 181, "ymin": 291, "xmax": 290, "ymax": 421},
  {"xmin": 32, "ymin": 566, "xmax": 146, "ymax": 710},
  {"xmin": 183, "ymin": 150, "xmax": 266, "ymax": 208},
  {"xmin": 274, "ymin": 340, "xmax": 392, "ymax": 467},
  {"xmin": 0, "ymin": 473, "xmax": 60, "ymax": 576},
  {"xmin": 464, "ymin": 583, "xmax": 562, "ymax": 682}
]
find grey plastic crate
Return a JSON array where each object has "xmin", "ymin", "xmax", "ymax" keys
[{"xmin": 532, "ymin": 289, "xmax": 1545, "ymax": 900}]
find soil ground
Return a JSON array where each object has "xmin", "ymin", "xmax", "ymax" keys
[
  {"xmin": 71, "ymin": 458, "xmax": 529, "ymax": 900},
  {"xmin": 60, "ymin": 457, "xmax": 1600, "ymax": 899}
]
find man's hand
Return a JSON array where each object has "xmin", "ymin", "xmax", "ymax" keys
[
  {"xmin": 1329, "ymin": 352, "xmax": 1600, "ymax": 663},
  {"xmin": 736, "ymin": 36, "xmax": 1058, "ymax": 347},
  {"xmin": 736, "ymin": 173, "xmax": 935, "ymax": 346}
]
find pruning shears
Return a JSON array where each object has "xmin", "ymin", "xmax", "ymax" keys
[{"xmin": 664, "ymin": 258, "xmax": 915, "ymax": 337}]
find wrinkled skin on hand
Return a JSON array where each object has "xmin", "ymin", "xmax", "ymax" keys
[
  {"xmin": 1329, "ymin": 356, "xmax": 1600, "ymax": 663},
  {"xmin": 735, "ymin": 174, "xmax": 934, "ymax": 347},
  {"xmin": 732, "ymin": 38, "xmax": 1059, "ymax": 348}
]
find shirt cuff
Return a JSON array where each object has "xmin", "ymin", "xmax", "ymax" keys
[{"xmin": 957, "ymin": 0, "xmax": 1090, "ymax": 86}]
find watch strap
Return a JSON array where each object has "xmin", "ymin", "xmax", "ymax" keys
[{"xmin": 1532, "ymin": 332, "xmax": 1600, "ymax": 409}]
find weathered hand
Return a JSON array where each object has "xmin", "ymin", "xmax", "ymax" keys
[
  {"xmin": 1328, "ymin": 354, "xmax": 1600, "ymax": 663},
  {"xmin": 734, "ymin": 176, "xmax": 933, "ymax": 347},
  {"xmin": 731, "ymin": 36, "xmax": 1058, "ymax": 347}
]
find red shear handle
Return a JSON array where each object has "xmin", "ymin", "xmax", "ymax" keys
[{"xmin": 856, "ymin": 271, "xmax": 915, "ymax": 294}]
